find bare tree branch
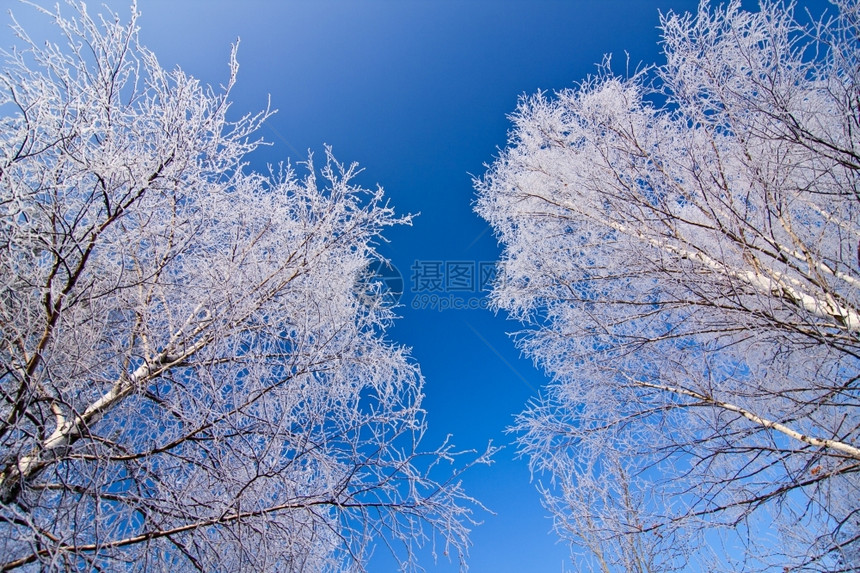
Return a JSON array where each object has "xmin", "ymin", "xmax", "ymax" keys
[
  {"xmin": 0, "ymin": 2, "xmax": 491, "ymax": 571},
  {"xmin": 477, "ymin": 1, "xmax": 860, "ymax": 570}
]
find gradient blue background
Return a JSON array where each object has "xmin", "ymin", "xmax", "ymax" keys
[{"xmin": 0, "ymin": 1, "xmax": 832, "ymax": 570}]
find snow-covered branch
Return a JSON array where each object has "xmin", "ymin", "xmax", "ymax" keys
[
  {"xmin": 477, "ymin": 1, "xmax": 860, "ymax": 570},
  {"xmin": 0, "ymin": 3, "xmax": 487, "ymax": 571}
]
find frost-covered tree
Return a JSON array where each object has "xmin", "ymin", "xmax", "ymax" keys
[
  {"xmin": 476, "ymin": 1, "xmax": 860, "ymax": 571},
  {"xmin": 0, "ymin": 3, "xmax": 489, "ymax": 571}
]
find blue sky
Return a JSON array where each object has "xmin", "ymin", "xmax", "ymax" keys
[{"xmin": 1, "ymin": 1, "xmax": 833, "ymax": 570}]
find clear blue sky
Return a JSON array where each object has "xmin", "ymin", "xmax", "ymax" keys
[{"xmin": 0, "ymin": 1, "xmax": 833, "ymax": 571}]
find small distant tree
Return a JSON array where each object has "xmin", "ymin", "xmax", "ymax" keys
[
  {"xmin": 0, "ymin": 3, "xmax": 489, "ymax": 571},
  {"xmin": 476, "ymin": 0, "xmax": 860, "ymax": 571}
]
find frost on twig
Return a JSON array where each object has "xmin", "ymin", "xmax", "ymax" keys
[
  {"xmin": 0, "ymin": 2, "xmax": 489, "ymax": 571},
  {"xmin": 477, "ymin": 1, "xmax": 860, "ymax": 570}
]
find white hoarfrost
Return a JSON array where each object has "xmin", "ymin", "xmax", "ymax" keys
[
  {"xmin": 0, "ymin": 3, "xmax": 490, "ymax": 572},
  {"xmin": 476, "ymin": 1, "xmax": 860, "ymax": 571}
]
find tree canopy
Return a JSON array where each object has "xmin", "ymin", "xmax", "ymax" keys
[
  {"xmin": 476, "ymin": 0, "xmax": 860, "ymax": 570},
  {"xmin": 0, "ymin": 3, "xmax": 488, "ymax": 571}
]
